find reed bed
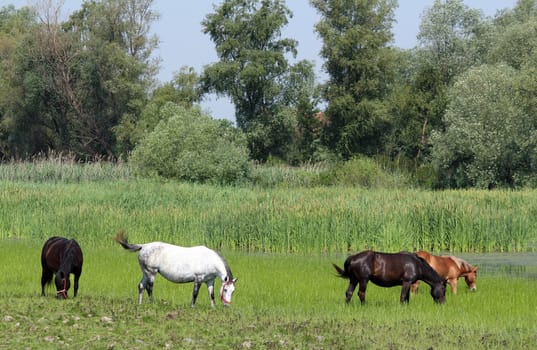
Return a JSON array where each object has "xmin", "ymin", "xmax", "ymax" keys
[
  {"xmin": 0, "ymin": 153, "xmax": 132, "ymax": 183},
  {"xmin": 0, "ymin": 178, "xmax": 535, "ymax": 253}
]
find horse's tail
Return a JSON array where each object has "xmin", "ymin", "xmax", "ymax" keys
[
  {"xmin": 113, "ymin": 230, "xmax": 142, "ymax": 252},
  {"xmin": 332, "ymin": 263, "xmax": 349, "ymax": 279}
]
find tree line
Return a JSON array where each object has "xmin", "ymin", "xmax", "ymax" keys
[{"xmin": 1, "ymin": 0, "xmax": 537, "ymax": 189}]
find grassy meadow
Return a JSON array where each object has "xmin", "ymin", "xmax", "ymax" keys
[
  {"xmin": 0, "ymin": 243, "xmax": 536, "ymax": 349},
  {"xmin": 0, "ymin": 160, "xmax": 536, "ymax": 348}
]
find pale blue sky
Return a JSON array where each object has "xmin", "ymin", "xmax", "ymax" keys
[{"xmin": 3, "ymin": 0, "xmax": 518, "ymax": 120}]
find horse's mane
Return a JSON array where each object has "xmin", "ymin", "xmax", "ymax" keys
[
  {"xmin": 216, "ymin": 251, "xmax": 233, "ymax": 280},
  {"xmin": 59, "ymin": 239, "xmax": 82, "ymax": 270},
  {"xmin": 415, "ymin": 254, "xmax": 444, "ymax": 283},
  {"xmin": 449, "ymin": 256, "xmax": 473, "ymax": 271}
]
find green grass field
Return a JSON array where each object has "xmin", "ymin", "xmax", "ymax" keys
[
  {"xmin": 0, "ymin": 172, "xmax": 536, "ymax": 349},
  {"xmin": 1, "ymin": 242, "xmax": 536, "ymax": 349}
]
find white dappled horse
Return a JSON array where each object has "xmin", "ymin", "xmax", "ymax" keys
[{"xmin": 114, "ymin": 231, "xmax": 237, "ymax": 307}]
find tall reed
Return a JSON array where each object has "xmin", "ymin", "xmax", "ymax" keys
[{"xmin": 0, "ymin": 178, "xmax": 535, "ymax": 253}]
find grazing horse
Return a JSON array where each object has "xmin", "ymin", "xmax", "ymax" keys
[
  {"xmin": 333, "ymin": 250, "xmax": 446, "ymax": 304},
  {"xmin": 411, "ymin": 251, "xmax": 478, "ymax": 294},
  {"xmin": 114, "ymin": 231, "xmax": 237, "ymax": 307},
  {"xmin": 41, "ymin": 237, "xmax": 83, "ymax": 299}
]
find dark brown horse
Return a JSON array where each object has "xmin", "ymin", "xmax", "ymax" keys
[
  {"xmin": 333, "ymin": 250, "xmax": 446, "ymax": 304},
  {"xmin": 411, "ymin": 251, "xmax": 478, "ymax": 294},
  {"xmin": 41, "ymin": 237, "xmax": 83, "ymax": 299}
]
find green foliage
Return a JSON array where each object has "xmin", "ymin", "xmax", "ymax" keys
[
  {"xmin": 385, "ymin": 50, "xmax": 449, "ymax": 166},
  {"xmin": 130, "ymin": 104, "xmax": 250, "ymax": 184},
  {"xmin": 115, "ymin": 66, "xmax": 202, "ymax": 155},
  {"xmin": 245, "ymin": 107, "xmax": 298, "ymax": 162},
  {"xmin": 0, "ymin": 1, "xmax": 158, "ymax": 159},
  {"xmin": 201, "ymin": 0, "xmax": 318, "ymax": 162},
  {"xmin": 487, "ymin": 0, "xmax": 537, "ymax": 69},
  {"xmin": 312, "ymin": 0, "xmax": 397, "ymax": 158},
  {"xmin": 320, "ymin": 156, "xmax": 408, "ymax": 188},
  {"xmin": 417, "ymin": 0, "xmax": 484, "ymax": 83},
  {"xmin": 431, "ymin": 64, "xmax": 537, "ymax": 188}
]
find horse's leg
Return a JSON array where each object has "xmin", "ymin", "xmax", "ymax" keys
[
  {"xmin": 139, "ymin": 269, "xmax": 156, "ymax": 304},
  {"xmin": 206, "ymin": 280, "xmax": 215, "ymax": 308},
  {"xmin": 345, "ymin": 279, "xmax": 357, "ymax": 304},
  {"xmin": 400, "ymin": 281, "xmax": 411, "ymax": 303},
  {"xmin": 41, "ymin": 268, "xmax": 53, "ymax": 296},
  {"xmin": 73, "ymin": 270, "xmax": 81, "ymax": 297},
  {"xmin": 191, "ymin": 281, "xmax": 201, "ymax": 307},
  {"xmin": 449, "ymin": 278, "xmax": 457, "ymax": 294},
  {"xmin": 138, "ymin": 277, "xmax": 145, "ymax": 304},
  {"xmin": 411, "ymin": 280, "xmax": 420, "ymax": 294},
  {"xmin": 357, "ymin": 280, "xmax": 368, "ymax": 304}
]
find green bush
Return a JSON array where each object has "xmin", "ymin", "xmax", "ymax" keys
[
  {"xmin": 320, "ymin": 156, "xmax": 408, "ymax": 188},
  {"xmin": 130, "ymin": 104, "xmax": 250, "ymax": 184}
]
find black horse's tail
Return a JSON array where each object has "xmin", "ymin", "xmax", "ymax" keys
[
  {"xmin": 332, "ymin": 263, "xmax": 349, "ymax": 279},
  {"xmin": 114, "ymin": 230, "xmax": 142, "ymax": 252}
]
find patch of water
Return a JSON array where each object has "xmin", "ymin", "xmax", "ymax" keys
[{"xmin": 455, "ymin": 252, "xmax": 537, "ymax": 279}]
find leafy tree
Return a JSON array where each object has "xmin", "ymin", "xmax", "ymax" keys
[
  {"xmin": 417, "ymin": 0, "xmax": 484, "ymax": 83},
  {"xmin": 0, "ymin": 0, "xmax": 158, "ymax": 159},
  {"xmin": 486, "ymin": 0, "xmax": 537, "ymax": 69},
  {"xmin": 115, "ymin": 66, "xmax": 202, "ymax": 155},
  {"xmin": 130, "ymin": 103, "xmax": 250, "ymax": 184},
  {"xmin": 311, "ymin": 0, "xmax": 397, "ymax": 158},
  {"xmin": 430, "ymin": 64, "xmax": 536, "ymax": 188},
  {"xmin": 386, "ymin": 49, "xmax": 447, "ymax": 165},
  {"xmin": 64, "ymin": 0, "xmax": 159, "ymax": 157},
  {"xmin": 386, "ymin": 0, "xmax": 483, "ymax": 168},
  {"xmin": 0, "ymin": 5, "xmax": 37, "ymax": 157},
  {"xmin": 201, "ymin": 0, "xmax": 317, "ymax": 162}
]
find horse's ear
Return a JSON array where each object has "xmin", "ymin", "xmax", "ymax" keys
[
  {"xmin": 473, "ymin": 266, "xmax": 479, "ymax": 272},
  {"xmin": 233, "ymin": 278, "xmax": 237, "ymax": 284}
]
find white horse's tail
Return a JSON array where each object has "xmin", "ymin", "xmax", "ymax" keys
[{"xmin": 114, "ymin": 230, "xmax": 142, "ymax": 252}]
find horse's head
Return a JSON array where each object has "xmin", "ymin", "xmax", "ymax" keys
[
  {"xmin": 55, "ymin": 271, "xmax": 70, "ymax": 299},
  {"xmin": 220, "ymin": 277, "xmax": 237, "ymax": 307},
  {"xmin": 430, "ymin": 279, "xmax": 447, "ymax": 304},
  {"xmin": 464, "ymin": 266, "xmax": 478, "ymax": 291}
]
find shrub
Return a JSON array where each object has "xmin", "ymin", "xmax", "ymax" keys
[
  {"xmin": 130, "ymin": 104, "xmax": 250, "ymax": 184},
  {"xmin": 320, "ymin": 156, "xmax": 408, "ymax": 188}
]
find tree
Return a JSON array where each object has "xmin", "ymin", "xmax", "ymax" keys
[
  {"xmin": 385, "ymin": 49, "xmax": 447, "ymax": 166},
  {"xmin": 0, "ymin": 5, "xmax": 37, "ymax": 157},
  {"xmin": 115, "ymin": 66, "xmax": 202, "ymax": 155},
  {"xmin": 64, "ymin": 0, "xmax": 159, "ymax": 157},
  {"xmin": 130, "ymin": 103, "xmax": 250, "ymax": 184},
  {"xmin": 485, "ymin": 0, "xmax": 537, "ymax": 69},
  {"xmin": 385, "ymin": 0, "xmax": 483, "ymax": 167},
  {"xmin": 417, "ymin": 0, "xmax": 484, "ymax": 83},
  {"xmin": 0, "ymin": 0, "xmax": 159, "ymax": 159},
  {"xmin": 201, "ymin": 0, "xmax": 317, "ymax": 162},
  {"xmin": 311, "ymin": 0, "xmax": 397, "ymax": 158},
  {"xmin": 430, "ymin": 64, "xmax": 536, "ymax": 188}
]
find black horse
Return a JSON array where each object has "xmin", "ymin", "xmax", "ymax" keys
[
  {"xmin": 333, "ymin": 250, "xmax": 446, "ymax": 304},
  {"xmin": 41, "ymin": 237, "xmax": 83, "ymax": 299}
]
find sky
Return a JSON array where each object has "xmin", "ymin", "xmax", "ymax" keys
[{"xmin": 3, "ymin": 0, "xmax": 518, "ymax": 121}]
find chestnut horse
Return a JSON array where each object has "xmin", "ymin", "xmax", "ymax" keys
[
  {"xmin": 411, "ymin": 251, "xmax": 478, "ymax": 294},
  {"xmin": 333, "ymin": 250, "xmax": 446, "ymax": 304},
  {"xmin": 41, "ymin": 237, "xmax": 83, "ymax": 299}
]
